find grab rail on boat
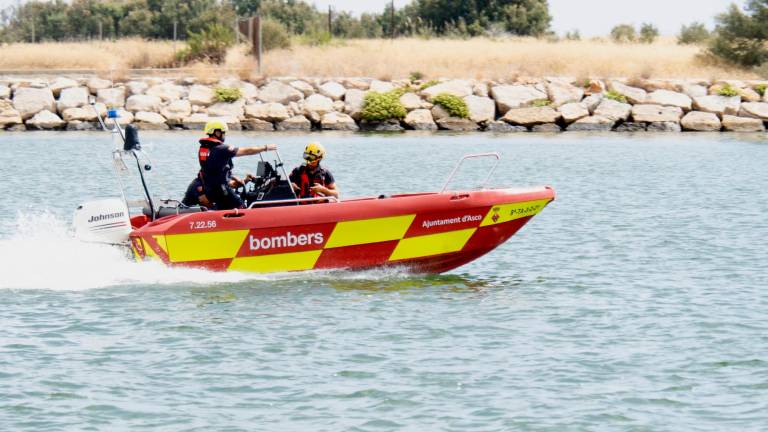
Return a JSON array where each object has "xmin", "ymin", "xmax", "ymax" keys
[
  {"xmin": 247, "ymin": 196, "xmax": 339, "ymax": 208},
  {"xmin": 440, "ymin": 152, "xmax": 501, "ymax": 193}
]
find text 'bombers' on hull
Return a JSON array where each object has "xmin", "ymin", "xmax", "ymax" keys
[{"xmin": 128, "ymin": 186, "xmax": 554, "ymax": 274}]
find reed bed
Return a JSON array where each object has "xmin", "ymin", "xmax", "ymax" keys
[{"xmin": 0, "ymin": 37, "xmax": 756, "ymax": 81}]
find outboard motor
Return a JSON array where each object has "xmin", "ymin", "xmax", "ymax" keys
[
  {"xmin": 124, "ymin": 124, "xmax": 141, "ymax": 151},
  {"xmin": 73, "ymin": 198, "xmax": 132, "ymax": 244}
]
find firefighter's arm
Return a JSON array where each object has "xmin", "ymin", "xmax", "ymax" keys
[{"xmin": 235, "ymin": 144, "xmax": 277, "ymax": 156}]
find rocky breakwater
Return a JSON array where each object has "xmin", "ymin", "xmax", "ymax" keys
[{"xmin": 1, "ymin": 76, "xmax": 767, "ymax": 133}]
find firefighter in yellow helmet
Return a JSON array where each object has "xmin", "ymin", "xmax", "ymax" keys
[
  {"xmin": 182, "ymin": 120, "xmax": 276, "ymax": 209},
  {"xmin": 289, "ymin": 142, "xmax": 339, "ymax": 202}
]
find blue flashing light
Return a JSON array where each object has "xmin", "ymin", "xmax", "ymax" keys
[{"xmin": 107, "ymin": 109, "xmax": 118, "ymax": 119}]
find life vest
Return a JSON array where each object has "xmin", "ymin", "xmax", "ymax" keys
[
  {"xmin": 296, "ymin": 165, "xmax": 328, "ymax": 199},
  {"xmin": 197, "ymin": 136, "xmax": 222, "ymax": 172}
]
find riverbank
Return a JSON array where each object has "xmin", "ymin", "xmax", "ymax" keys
[{"xmin": 1, "ymin": 75, "xmax": 767, "ymax": 133}]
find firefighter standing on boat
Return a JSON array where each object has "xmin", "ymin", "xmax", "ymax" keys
[{"xmin": 185, "ymin": 120, "xmax": 276, "ymax": 210}]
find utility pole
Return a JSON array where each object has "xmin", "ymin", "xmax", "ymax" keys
[
  {"xmin": 173, "ymin": 20, "xmax": 178, "ymax": 56},
  {"xmin": 390, "ymin": 0, "xmax": 395, "ymax": 39},
  {"xmin": 327, "ymin": 5, "xmax": 332, "ymax": 35}
]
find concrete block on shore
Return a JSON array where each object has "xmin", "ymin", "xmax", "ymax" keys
[
  {"xmin": 631, "ymin": 104, "xmax": 683, "ymax": 123},
  {"xmin": 681, "ymin": 111, "xmax": 721, "ymax": 131},
  {"xmin": 502, "ymin": 106, "xmax": 561, "ymax": 126},
  {"xmin": 738, "ymin": 102, "xmax": 768, "ymax": 120},
  {"xmin": 490, "ymin": 85, "xmax": 547, "ymax": 115},
  {"xmin": 12, "ymin": 87, "xmax": 55, "ymax": 120},
  {"xmin": 647, "ymin": 121, "xmax": 682, "ymax": 132},
  {"xmin": 404, "ymin": 109, "xmax": 437, "ymax": 130},
  {"xmin": 721, "ymin": 115, "xmax": 766, "ymax": 132},
  {"xmin": 26, "ymin": 110, "xmax": 65, "ymax": 130},
  {"xmin": 276, "ymin": 115, "xmax": 312, "ymax": 131},
  {"xmin": 566, "ymin": 115, "xmax": 614, "ymax": 131}
]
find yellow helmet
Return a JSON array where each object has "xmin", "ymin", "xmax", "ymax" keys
[
  {"xmin": 204, "ymin": 120, "xmax": 228, "ymax": 135},
  {"xmin": 303, "ymin": 142, "xmax": 325, "ymax": 162}
]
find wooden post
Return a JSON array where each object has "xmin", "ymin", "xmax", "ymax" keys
[
  {"xmin": 328, "ymin": 5, "xmax": 332, "ymax": 35},
  {"xmin": 255, "ymin": 16, "xmax": 262, "ymax": 75}
]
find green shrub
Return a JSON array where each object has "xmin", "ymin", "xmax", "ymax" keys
[
  {"xmin": 610, "ymin": 24, "xmax": 636, "ymax": 43},
  {"xmin": 215, "ymin": 87, "xmax": 242, "ymax": 103},
  {"xmin": 361, "ymin": 91, "xmax": 407, "ymax": 122},
  {"xmin": 531, "ymin": 99, "xmax": 551, "ymax": 107},
  {"xmin": 754, "ymin": 84, "xmax": 767, "ymax": 97},
  {"xmin": 677, "ymin": 22, "xmax": 710, "ymax": 45},
  {"xmin": 177, "ymin": 23, "xmax": 235, "ymax": 64},
  {"xmin": 419, "ymin": 79, "xmax": 439, "ymax": 90},
  {"xmin": 639, "ymin": 23, "xmax": 659, "ymax": 44},
  {"xmin": 433, "ymin": 93, "xmax": 469, "ymax": 118},
  {"xmin": 604, "ymin": 90, "xmax": 628, "ymax": 103},
  {"xmin": 262, "ymin": 18, "xmax": 291, "ymax": 51},
  {"xmin": 409, "ymin": 71, "xmax": 424, "ymax": 81},
  {"xmin": 708, "ymin": 4, "xmax": 768, "ymax": 67},
  {"xmin": 564, "ymin": 30, "xmax": 581, "ymax": 41},
  {"xmin": 717, "ymin": 83, "xmax": 739, "ymax": 97}
]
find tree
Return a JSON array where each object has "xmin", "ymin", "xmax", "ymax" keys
[
  {"xmin": 610, "ymin": 24, "xmax": 636, "ymax": 43},
  {"xmin": 708, "ymin": 1, "xmax": 768, "ymax": 67},
  {"xmin": 677, "ymin": 22, "xmax": 710, "ymax": 45},
  {"xmin": 639, "ymin": 23, "xmax": 658, "ymax": 43},
  {"xmin": 406, "ymin": 0, "xmax": 551, "ymax": 37}
]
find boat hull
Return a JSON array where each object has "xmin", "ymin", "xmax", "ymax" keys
[{"xmin": 129, "ymin": 186, "xmax": 555, "ymax": 274}]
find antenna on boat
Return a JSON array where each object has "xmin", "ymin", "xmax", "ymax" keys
[{"xmin": 91, "ymin": 100, "xmax": 156, "ymax": 221}]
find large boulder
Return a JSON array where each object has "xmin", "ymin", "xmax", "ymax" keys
[
  {"xmin": 581, "ymin": 93, "xmax": 603, "ymax": 113},
  {"xmin": 0, "ymin": 99, "xmax": 23, "ymax": 127},
  {"xmin": 276, "ymin": 115, "xmax": 312, "ymax": 131},
  {"xmin": 490, "ymin": 85, "xmax": 547, "ymax": 114},
  {"xmin": 608, "ymin": 81, "xmax": 646, "ymax": 104},
  {"xmin": 242, "ymin": 119, "xmax": 275, "ymax": 131},
  {"xmin": 721, "ymin": 115, "xmax": 766, "ymax": 132},
  {"xmin": 404, "ymin": 109, "xmax": 437, "ymax": 130},
  {"xmin": 114, "ymin": 109, "xmax": 134, "ymax": 125},
  {"xmin": 566, "ymin": 115, "xmax": 615, "ymax": 131},
  {"xmin": 532, "ymin": 123, "xmax": 562, "ymax": 132},
  {"xmin": 681, "ymin": 83, "xmax": 708, "ymax": 98},
  {"xmin": 737, "ymin": 87, "xmax": 762, "ymax": 102},
  {"xmin": 134, "ymin": 111, "xmax": 169, "ymax": 130},
  {"xmin": 594, "ymin": 99, "xmax": 632, "ymax": 121},
  {"xmin": 86, "ymin": 77, "xmax": 112, "ymax": 94},
  {"xmin": 646, "ymin": 90, "xmax": 692, "ymax": 111},
  {"xmin": 502, "ymin": 106, "xmax": 561, "ymax": 126},
  {"xmin": 421, "ymin": 79, "xmax": 473, "ymax": 100},
  {"xmin": 289, "ymin": 80, "xmax": 315, "ymax": 97},
  {"xmin": 318, "ymin": 81, "xmax": 346, "ymax": 101},
  {"xmin": 485, "ymin": 121, "xmax": 528, "ymax": 132},
  {"xmin": 126, "ymin": 95, "xmax": 162, "ymax": 113},
  {"xmin": 13, "ymin": 87, "xmax": 55, "ymax": 120},
  {"xmin": 258, "ymin": 81, "xmax": 303, "ymax": 104},
  {"xmin": 208, "ymin": 100, "xmax": 245, "ymax": 119},
  {"xmin": 321, "ymin": 112, "xmax": 358, "ymax": 131},
  {"xmin": 369, "ymin": 80, "xmax": 395, "ymax": 93},
  {"xmin": 245, "ymin": 103, "xmax": 290, "ymax": 122},
  {"xmin": 463, "ymin": 95, "xmax": 495, "ymax": 123},
  {"xmin": 303, "ymin": 94, "xmax": 334, "ymax": 115},
  {"xmin": 437, "ymin": 117, "xmax": 479, "ymax": 131},
  {"xmin": 188, "ymin": 85, "xmax": 216, "ymax": 106},
  {"xmin": 680, "ymin": 111, "xmax": 721, "ymax": 131},
  {"xmin": 57, "ymin": 87, "xmax": 90, "ymax": 111},
  {"xmin": 182, "ymin": 114, "xmax": 240, "ymax": 131},
  {"xmin": 26, "ymin": 110, "xmax": 65, "ymax": 130},
  {"xmin": 160, "ymin": 99, "xmax": 192, "ymax": 123},
  {"xmin": 559, "ymin": 102, "xmax": 589, "ymax": 123},
  {"xmin": 738, "ymin": 102, "xmax": 768, "ymax": 120},
  {"xmin": 647, "ymin": 122, "xmax": 682, "ymax": 132},
  {"xmin": 546, "ymin": 81, "xmax": 584, "ymax": 107},
  {"xmin": 146, "ymin": 83, "xmax": 186, "ymax": 102},
  {"xmin": 631, "ymin": 104, "xmax": 683, "ymax": 123},
  {"xmin": 62, "ymin": 107, "xmax": 96, "ymax": 122},
  {"xmin": 343, "ymin": 89, "xmax": 366, "ymax": 120},
  {"xmin": 430, "ymin": 104, "xmax": 450, "ymax": 121},
  {"xmin": 126, "ymin": 81, "xmax": 149, "ymax": 96},
  {"xmin": 97, "ymin": 87, "xmax": 126, "ymax": 108},
  {"xmin": 399, "ymin": 92, "xmax": 423, "ymax": 110},
  {"xmin": 692, "ymin": 95, "xmax": 741, "ymax": 117},
  {"xmin": 343, "ymin": 78, "xmax": 371, "ymax": 90},
  {"xmin": 0, "ymin": 84, "xmax": 10, "ymax": 99},
  {"xmin": 49, "ymin": 78, "xmax": 78, "ymax": 97}
]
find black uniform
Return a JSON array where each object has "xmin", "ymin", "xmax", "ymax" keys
[{"xmin": 197, "ymin": 137, "xmax": 243, "ymax": 210}]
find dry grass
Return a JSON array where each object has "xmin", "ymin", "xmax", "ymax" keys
[
  {"xmin": 0, "ymin": 39, "xmax": 177, "ymax": 71},
  {"xmin": 262, "ymin": 37, "xmax": 756, "ymax": 81},
  {"xmin": 0, "ymin": 37, "xmax": 757, "ymax": 81}
]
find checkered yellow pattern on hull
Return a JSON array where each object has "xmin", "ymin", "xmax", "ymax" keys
[{"xmin": 132, "ymin": 199, "xmax": 550, "ymax": 273}]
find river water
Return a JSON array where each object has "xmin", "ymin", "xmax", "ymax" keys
[{"xmin": 0, "ymin": 131, "xmax": 766, "ymax": 431}]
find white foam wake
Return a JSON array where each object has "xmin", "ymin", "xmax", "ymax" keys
[{"xmin": 0, "ymin": 212, "xmax": 414, "ymax": 291}]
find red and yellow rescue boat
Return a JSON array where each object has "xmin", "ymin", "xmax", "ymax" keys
[{"xmin": 128, "ymin": 186, "xmax": 554, "ymax": 274}]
